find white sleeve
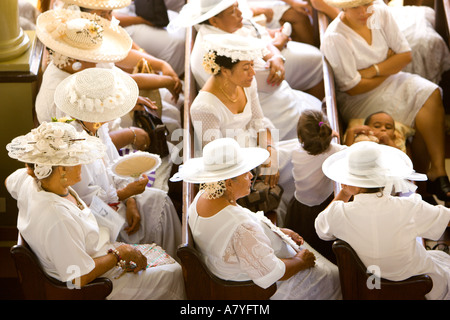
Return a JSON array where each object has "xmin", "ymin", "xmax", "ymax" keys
[
  {"xmin": 321, "ymin": 32, "xmax": 362, "ymax": 92},
  {"xmin": 375, "ymin": 4, "xmax": 411, "ymax": 54},
  {"xmin": 229, "ymin": 222, "xmax": 285, "ymax": 289}
]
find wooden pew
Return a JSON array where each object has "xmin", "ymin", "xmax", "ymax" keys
[
  {"xmin": 316, "ymin": 10, "xmax": 343, "ymax": 195},
  {"xmin": 176, "ymin": 25, "xmax": 277, "ymax": 300},
  {"xmin": 435, "ymin": 0, "xmax": 450, "ymax": 48}
]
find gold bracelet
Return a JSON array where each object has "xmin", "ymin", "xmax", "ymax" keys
[{"xmin": 129, "ymin": 127, "xmax": 137, "ymax": 146}]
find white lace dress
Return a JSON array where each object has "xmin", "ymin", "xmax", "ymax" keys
[
  {"xmin": 320, "ymin": 4, "xmax": 439, "ymax": 126},
  {"xmin": 188, "ymin": 190, "xmax": 342, "ymax": 299},
  {"xmin": 191, "ymin": 24, "xmax": 322, "ymax": 141}
]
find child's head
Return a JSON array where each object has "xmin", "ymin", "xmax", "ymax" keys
[
  {"xmin": 364, "ymin": 111, "xmax": 396, "ymax": 141},
  {"xmin": 297, "ymin": 109, "xmax": 333, "ymax": 155}
]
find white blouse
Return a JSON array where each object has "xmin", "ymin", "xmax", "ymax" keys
[
  {"xmin": 315, "ymin": 193, "xmax": 450, "ymax": 300},
  {"xmin": 292, "ymin": 142, "xmax": 347, "ymax": 206},
  {"xmin": 7, "ymin": 168, "xmax": 112, "ymax": 283}
]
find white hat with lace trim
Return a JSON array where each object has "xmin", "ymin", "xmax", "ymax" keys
[
  {"xmin": 54, "ymin": 67, "xmax": 138, "ymax": 123},
  {"xmin": 6, "ymin": 121, "xmax": 106, "ymax": 179}
]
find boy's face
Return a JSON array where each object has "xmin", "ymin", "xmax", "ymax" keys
[{"xmin": 367, "ymin": 113, "xmax": 395, "ymax": 139}]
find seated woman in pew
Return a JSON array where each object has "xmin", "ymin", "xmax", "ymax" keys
[
  {"xmin": 5, "ymin": 121, "xmax": 185, "ymax": 300},
  {"xmin": 170, "ymin": 138, "xmax": 342, "ymax": 300},
  {"xmin": 315, "ymin": 141, "xmax": 450, "ymax": 300},
  {"xmin": 36, "ymin": 5, "xmax": 183, "ymax": 134},
  {"xmin": 189, "ymin": 33, "xmax": 299, "ymax": 225},
  {"xmin": 320, "ymin": 0, "xmax": 450, "ymax": 202},
  {"xmin": 34, "ymin": 6, "xmax": 178, "ymax": 192},
  {"xmin": 169, "ymin": 0, "xmax": 323, "ymax": 141},
  {"xmin": 53, "ymin": 67, "xmax": 182, "ymax": 259},
  {"xmin": 311, "ymin": 0, "xmax": 450, "ymax": 84}
]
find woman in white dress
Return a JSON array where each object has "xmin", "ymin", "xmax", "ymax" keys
[
  {"xmin": 311, "ymin": 0, "xmax": 450, "ymax": 84},
  {"xmin": 169, "ymin": 0, "xmax": 323, "ymax": 141},
  {"xmin": 5, "ymin": 122, "xmax": 185, "ymax": 300},
  {"xmin": 53, "ymin": 68, "xmax": 182, "ymax": 258},
  {"xmin": 320, "ymin": 0, "xmax": 450, "ymax": 201},
  {"xmin": 190, "ymin": 33, "xmax": 298, "ymax": 225},
  {"xmin": 315, "ymin": 141, "xmax": 450, "ymax": 300},
  {"xmin": 171, "ymin": 138, "xmax": 341, "ymax": 299}
]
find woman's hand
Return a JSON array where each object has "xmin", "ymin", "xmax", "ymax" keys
[
  {"xmin": 259, "ymin": 145, "xmax": 280, "ymax": 187},
  {"xmin": 130, "ymin": 126, "xmax": 151, "ymax": 151},
  {"xmin": 117, "ymin": 174, "xmax": 149, "ymax": 200},
  {"xmin": 116, "ymin": 243, "xmax": 148, "ymax": 273},
  {"xmin": 295, "ymin": 248, "xmax": 316, "ymax": 270},
  {"xmin": 134, "ymin": 95, "xmax": 159, "ymax": 111},
  {"xmin": 124, "ymin": 197, "xmax": 141, "ymax": 235},
  {"xmin": 280, "ymin": 228, "xmax": 304, "ymax": 245},
  {"xmin": 265, "ymin": 55, "xmax": 285, "ymax": 86}
]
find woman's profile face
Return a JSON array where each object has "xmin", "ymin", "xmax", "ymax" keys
[
  {"xmin": 343, "ymin": 2, "xmax": 374, "ymax": 26},
  {"xmin": 227, "ymin": 60, "xmax": 256, "ymax": 87},
  {"xmin": 64, "ymin": 165, "xmax": 83, "ymax": 186},
  {"xmin": 230, "ymin": 171, "xmax": 254, "ymax": 199},
  {"xmin": 210, "ymin": 2, "xmax": 243, "ymax": 33}
]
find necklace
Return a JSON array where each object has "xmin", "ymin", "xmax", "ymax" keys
[
  {"xmin": 219, "ymin": 86, "xmax": 238, "ymax": 103},
  {"xmin": 77, "ymin": 120, "xmax": 99, "ymax": 137},
  {"xmin": 41, "ymin": 185, "xmax": 70, "ymax": 197}
]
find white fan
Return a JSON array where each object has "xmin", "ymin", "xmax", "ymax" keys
[{"xmin": 111, "ymin": 151, "xmax": 161, "ymax": 179}]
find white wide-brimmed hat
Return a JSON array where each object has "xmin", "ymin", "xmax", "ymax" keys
[
  {"xmin": 36, "ymin": 8, "xmax": 132, "ymax": 63},
  {"xmin": 324, "ymin": 0, "xmax": 373, "ymax": 8},
  {"xmin": 54, "ymin": 67, "xmax": 139, "ymax": 123},
  {"xmin": 60, "ymin": 0, "xmax": 132, "ymax": 10},
  {"xmin": 322, "ymin": 141, "xmax": 426, "ymax": 193},
  {"xmin": 170, "ymin": 138, "xmax": 269, "ymax": 183},
  {"xmin": 168, "ymin": 0, "xmax": 236, "ymax": 31},
  {"xmin": 203, "ymin": 33, "xmax": 267, "ymax": 62},
  {"xmin": 6, "ymin": 121, "xmax": 106, "ymax": 179}
]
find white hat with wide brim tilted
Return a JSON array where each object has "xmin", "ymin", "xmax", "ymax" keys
[
  {"xmin": 36, "ymin": 8, "xmax": 132, "ymax": 63},
  {"xmin": 6, "ymin": 121, "xmax": 106, "ymax": 178},
  {"xmin": 54, "ymin": 67, "xmax": 138, "ymax": 123},
  {"xmin": 322, "ymin": 141, "xmax": 427, "ymax": 193},
  {"xmin": 170, "ymin": 138, "xmax": 269, "ymax": 183}
]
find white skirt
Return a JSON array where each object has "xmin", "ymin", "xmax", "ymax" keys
[{"xmin": 337, "ymin": 71, "xmax": 439, "ymax": 127}]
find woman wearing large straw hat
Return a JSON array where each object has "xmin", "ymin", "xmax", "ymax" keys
[
  {"xmin": 319, "ymin": 0, "xmax": 450, "ymax": 202},
  {"xmin": 190, "ymin": 33, "xmax": 302, "ymax": 225},
  {"xmin": 53, "ymin": 67, "xmax": 182, "ymax": 259},
  {"xmin": 171, "ymin": 138, "xmax": 341, "ymax": 299},
  {"xmin": 5, "ymin": 121, "xmax": 185, "ymax": 299},
  {"xmin": 315, "ymin": 141, "xmax": 450, "ymax": 300},
  {"xmin": 35, "ymin": 6, "xmax": 182, "ymax": 136}
]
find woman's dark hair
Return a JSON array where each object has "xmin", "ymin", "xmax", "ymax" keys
[
  {"xmin": 297, "ymin": 109, "xmax": 333, "ymax": 155},
  {"xmin": 214, "ymin": 51, "xmax": 239, "ymax": 73}
]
